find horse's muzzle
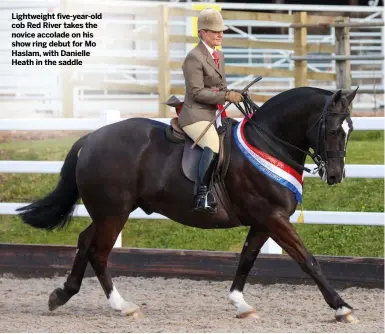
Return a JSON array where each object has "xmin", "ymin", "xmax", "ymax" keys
[{"xmin": 326, "ymin": 168, "xmax": 343, "ymax": 185}]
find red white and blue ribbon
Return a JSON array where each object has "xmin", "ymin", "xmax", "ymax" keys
[{"xmin": 234, "ymin": 118, "xmax": 304, "ymax": 204}]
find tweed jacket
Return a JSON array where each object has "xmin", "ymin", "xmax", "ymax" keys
[{"xmin": 178, "ymin": 41, "xmax": 228, "ymax": 128}]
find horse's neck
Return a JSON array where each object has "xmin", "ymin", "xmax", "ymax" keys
[{"xmin": 245, "ymin": 104, "xmax": 315, "ymax": 169}]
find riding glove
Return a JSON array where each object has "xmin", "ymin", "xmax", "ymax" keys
[{"xmin": 225, "ymin": 91, "xmax": 243, "ymax": 104}]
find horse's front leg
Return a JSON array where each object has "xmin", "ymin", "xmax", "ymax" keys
[
  {"xmin": 267, "ymin": 211, "xmax": 358, "ymax": 324},
  {"xmin": 229, "ymin": 225, "xmax": 269, "ymax": 319}
]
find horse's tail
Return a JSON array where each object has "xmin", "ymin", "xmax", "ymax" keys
[{"xmin": 17, "ymin": 135, "xmax": 88, "ymax": 230}]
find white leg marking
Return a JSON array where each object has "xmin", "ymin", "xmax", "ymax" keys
[
  {"xmin": 229, "ymin": 290, "xmax": 256, "ymax": 317},
  {"xmin": 108, "ymin": 286, "xmax": 125, "ymax": 310},
  {"xmin": 336, "ymin": 306, "xmax": 351, "ymax": 317},
  {"xmin": 108, "ymin": 286, "xmax": 140, "ymax": 315},
  {"xmin": 335, "ymin": 306, "xmax": 359, "ymax": 323}
]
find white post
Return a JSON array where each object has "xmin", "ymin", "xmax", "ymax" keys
[
  {"xmin": 100, "ymin": 110, "xmax": 123, "ymax": 248},
  {"xmin": 260, "ymin": 238, "xmax": 282, "ymax": 254},
  {"xmin": 114, "ymin": 233, "xmax": 122, "ymax": 249},
  {"xmin": 101, "ymin": 109, "xmax": 121, "ymax": 125}
]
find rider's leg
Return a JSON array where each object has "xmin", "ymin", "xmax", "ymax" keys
[{"xmin": 183, "ymin": 121, "xmax": 219, "ymax": 213}]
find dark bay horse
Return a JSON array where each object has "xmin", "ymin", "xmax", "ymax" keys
[{"xmin": 17, "ymin": 87, "xmax": 358, "ymax": 323}]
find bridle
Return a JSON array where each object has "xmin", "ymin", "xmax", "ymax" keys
[
  {"xmin": 234, "ymin": 92, "xmax": 351, "ymax": 175},
  {"xmin": 307, "ymin": 95, "xmax": 351, "ymax": 177}
]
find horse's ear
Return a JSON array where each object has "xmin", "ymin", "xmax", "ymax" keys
[
  {"xmin": 331, "ymin": 89, "xmax": 342, "ymax": 106},
  {"xmin": 345, "ymin": 86, "xmax": 359, "ymax": 105}
]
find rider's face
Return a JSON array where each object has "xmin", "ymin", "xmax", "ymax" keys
[{"xmin": 201, "ymin": 30, "xmax": 224, "ymax": 49}]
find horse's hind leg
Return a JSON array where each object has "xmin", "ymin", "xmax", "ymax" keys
[
  {"xmin": 88, "ymin": 214, "xmax": 140, "ymax": 316},
  {"xmin": 267, "ymin": 212, "xmax": 358, "ymax": 324},
  {"xmin": 229, "ymin": 225, "xmax": 269, "ymax": 319},
  {"xmin": 48, "ymin": 223, "xmax": 95, "ymax": 311}
]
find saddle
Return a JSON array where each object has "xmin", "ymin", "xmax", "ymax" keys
[
  {"xmin": 164, "ymin": 96, "xmax": 235, "ymax": 184},
  {"xmin": 163, "ymin": 95, "xmax": 241, "ymax": 226}
]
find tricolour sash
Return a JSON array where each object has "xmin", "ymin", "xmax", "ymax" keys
[{"xmin": 234, "ymin": 118, "xmax": 303, "ymax": 204}]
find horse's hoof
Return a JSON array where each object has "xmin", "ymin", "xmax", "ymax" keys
[
  {"xmin": 237, "ymin": 308, "xmax": 259, "ymax": 319},
  {"xmin": 48, "ymin": 288, "xmax": 68, "ymax": 311},
  {"xmin": 132, "ymin": 310, "xmax": 144, "ymax": 319},
  {"xmin": 335, "ymin": 306, "xmax": 359, "ymax": 324},
  {"xmin": 121, "ymin": 302, "xmax": 141, "ymax": 316}
]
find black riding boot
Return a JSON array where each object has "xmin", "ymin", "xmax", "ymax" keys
[{"xmin": 194, "ymin": 147, "xmax": 218, "ymax": 214}]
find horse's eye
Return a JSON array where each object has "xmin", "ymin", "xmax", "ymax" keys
[{"xmin": 330, "ymin": 130, "xmax": 338, "ymax": 136}]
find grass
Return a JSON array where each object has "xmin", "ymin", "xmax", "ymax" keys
[{"xmin": 0, "ymin": 131, "xmax": 383, "ymax": 258}]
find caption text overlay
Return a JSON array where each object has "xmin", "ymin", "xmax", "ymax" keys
[{"xmin": 11, "ymin": 12, "xmax": 102, "ymax": 66}]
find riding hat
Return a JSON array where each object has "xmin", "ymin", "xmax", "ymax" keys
[{"xmin": 197, "ymin": 8, "xmax": 228, "ymax": 32}]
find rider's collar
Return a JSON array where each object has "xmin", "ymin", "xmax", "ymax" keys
[{"xmin": 200, "ymin": 39, "xmax": 216, "ymax": 57}]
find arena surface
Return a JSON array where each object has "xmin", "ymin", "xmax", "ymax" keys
[{"xmin": 0, "ymin": 276, "xmax": 383, "ymax": 332}]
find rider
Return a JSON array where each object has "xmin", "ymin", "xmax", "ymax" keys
[{"xmin": 178, "ymin": 8, "xmax": 243, "ymax": 213}]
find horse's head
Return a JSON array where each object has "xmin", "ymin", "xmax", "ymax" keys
[{"xmin": 308, "ymin": 88, "xmax": 357, "ymax": 185}]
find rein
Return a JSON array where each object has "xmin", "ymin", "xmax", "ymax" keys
[{"xmin": 233, "ymin": 93, "xmax": 344, "ymax": 175}]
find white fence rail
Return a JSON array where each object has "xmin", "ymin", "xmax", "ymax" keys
[
  {"xmin": 2, "ymin": 203, "xmax": 383, "ymax": 227},
  {"xmin": 1, "ymin": 116, "xmax": 384, "ymax": 131},
  {"xmin": 0, "ymin": 161, "xmax": 383, "ymax": 179},
  {"xmin": 1, "ymin": 112, "xmax": 384, "ymax": 253}
]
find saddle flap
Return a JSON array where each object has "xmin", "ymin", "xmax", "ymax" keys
[{"xmin": 182, "ymin": 137, "xmax": 202, "ymax": 183}]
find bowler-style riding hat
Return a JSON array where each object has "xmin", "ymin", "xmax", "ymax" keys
[{"xmin": 197, "ymin": 8, "xmax": 228, "ymax": 32}]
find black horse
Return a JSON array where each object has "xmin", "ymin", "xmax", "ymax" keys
[{"xmin": 17, "ymin": 87, "xmax": 358, "ymax": 323}]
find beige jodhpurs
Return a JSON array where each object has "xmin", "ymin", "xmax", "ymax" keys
[{"xmin": 182, "ymin": 121, "xmax": 219, "ymax": 153}]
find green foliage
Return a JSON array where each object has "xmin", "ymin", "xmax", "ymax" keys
[
  {"xmin": 303, "ymin": 178, "xmax": 383, "ymax": 212},
  {"xmin": 0, "ymin": 215, "xmax": 89, "ymax": 245},
  {"xmin": 349, "ymin": 130, "xmax": 384, "ymax": 141}
]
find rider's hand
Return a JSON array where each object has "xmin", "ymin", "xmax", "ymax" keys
[{"xmin": 225, "ymin": 91, "xmax": 243, "ymax": 104}]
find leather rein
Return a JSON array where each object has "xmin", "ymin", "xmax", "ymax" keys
[{"xmin": 233, "ymin": 93, "xmax": 350, "ymax": 175}]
